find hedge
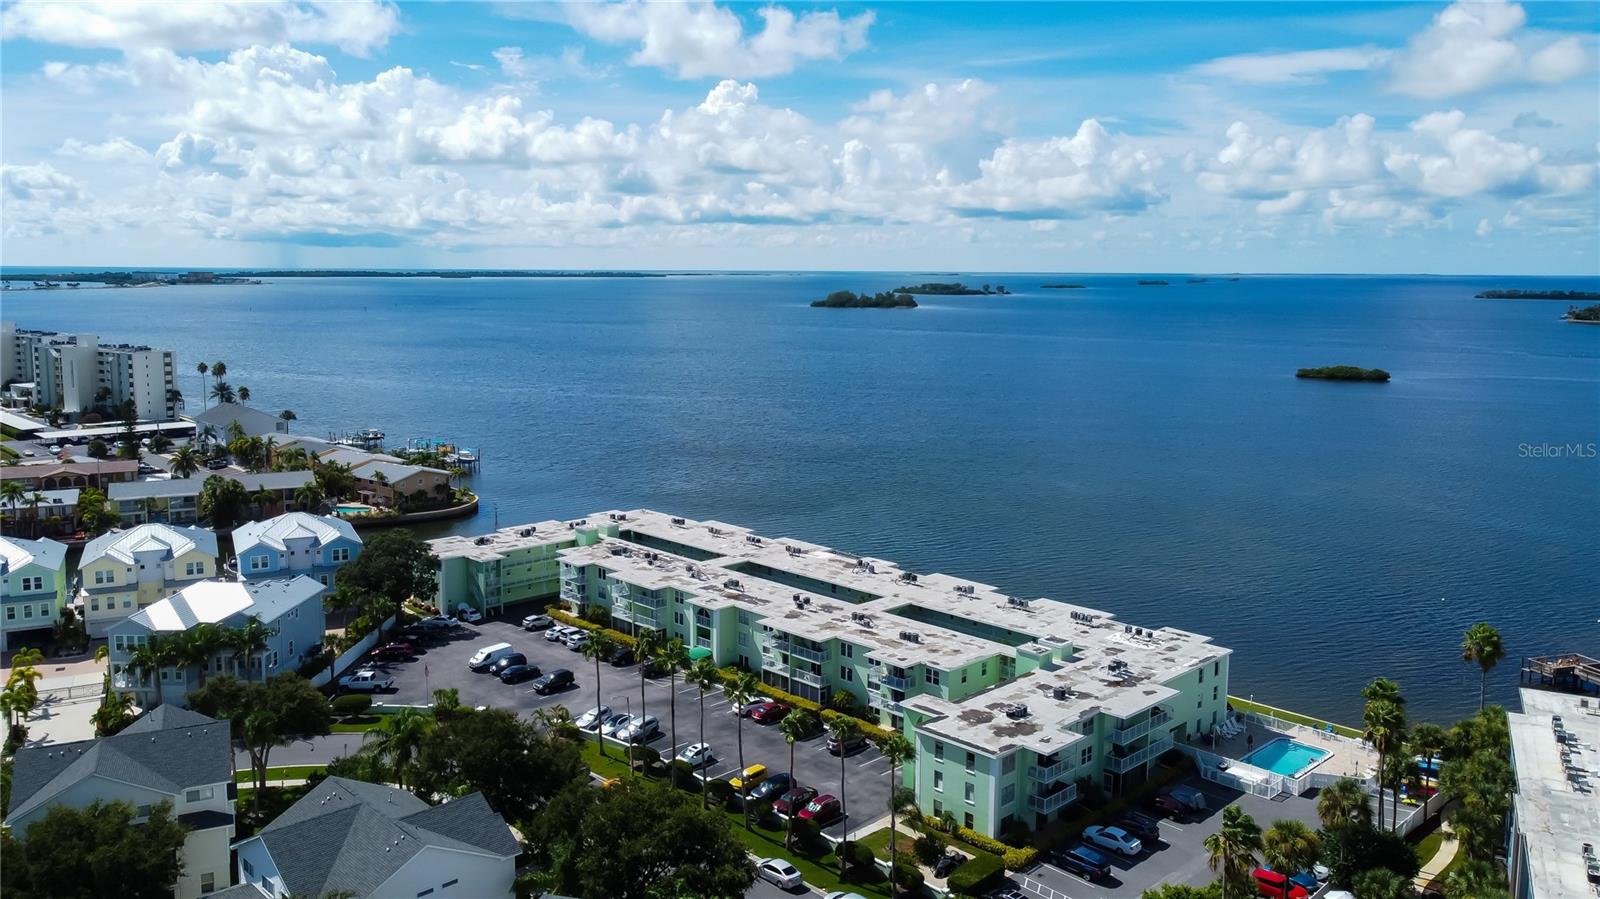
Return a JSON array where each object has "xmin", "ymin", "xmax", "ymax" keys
[
  {"xmin": 947, "ymin": 851, "xmax": 1006, "ymax": 894},
  {"xmin": 330, "ymin": 694, "xmax": 373, "ymax": 718},
  {"xmin": 915, "ymin": 817, "xmax": 1036, "ymax": 871},
  {"xmin": 547, "ymin": 609, "xmax": 635, "ymax": 649}
]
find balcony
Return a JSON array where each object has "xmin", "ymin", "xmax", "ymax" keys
[
  {"xmin": 762, "ymin": 655, "xmax": 788, "ymax": 673},
  {"xmin": 791, "ymin": 669, "xmax": 824, "ymax": 687},
  {"xmin": 612, "ymin": 605, "xmax": 634, "ymax": 623},
  {"xmin": 788, "ymin": 644, "xmax": 828, "ymax": 663},
  {"xmin": 632, "ymin": 593, "xmax": 665, "ymax": 609},
  {"xmin": 880, "ymin": 674, "xmax": 911, "ymax": 690},
  {"xmin": 1105, "ymin": 735, "xmax": 1175, "ymax": 773},
  {"xmin": 1113, "ymin": 708, "xmax": 1173, "ymax": 745},
  {"xmin": 1028, "ymin": 781, "xmax": 1079, "ymax": 815},
  {"xmin": 867, "ymin": 693, "xmax": 903, "ymax": 715},
  {"xmin": 633, "ymin": 609, "xmax": 660, "ymax": 628},
  {"xmin": 560, "ymin": 584, "xmax": 582, "ymax": 604},
  {"xmin": 1028, "ymin": 758, "xmax": 1074, "ymax": 783},
  {"xmin": 609, "ymin": 583, "xmax": 631, "ymax": 601}
]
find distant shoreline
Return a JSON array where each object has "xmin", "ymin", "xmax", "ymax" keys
[{"xmin": 1, "ymin": 269, "xmax": 670, "ymax": 283}]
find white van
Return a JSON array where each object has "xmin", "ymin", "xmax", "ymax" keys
[{"xmin": 468, "ymin": 642, "xmax": 516, "ymax": 672}]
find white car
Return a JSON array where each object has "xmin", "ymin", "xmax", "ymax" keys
[
  {"xmin": 755, "ymin": 858, "xmax": 803, "ymax": 890},
  {"xmin": 544, "ymin": 624, "xmax": 573, "ymax": 642},
  {"xmin": 676, "ymin": 742, "xmax": 714, "ymax": 768},
  {"xmin": 522, "ymin": 613, "xmax": 553, "ymax": 630},
  {"xmin": 456, "ymin": 604, "xmax": 483, "ymax": 623},
  {"xmin": 600, "ymin": 713, "xmax": 633, "ymax": 737},
  {"xmin": 564, "ymin": 630, "xmax": 591, "ymax": 651},
  {"xmin": 1083, "ymin": 824, "xmax": 1143, "ymax": 857},
  {"xmin": 338, "ymin": 669, "xmax": 393, "ymax": 692},
  {"xmin": 618, "ymin": 714, "xmax": 659, "ymax": 744},
  {"xmin": 575, "ymin": 705, "xmax": 613, "ymax": 731}
]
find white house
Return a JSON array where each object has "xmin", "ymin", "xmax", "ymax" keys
[
  {"xmin": 191, "ymin": 402, "xmax": 289, "ymax": 440},
  {"xmin": 226, "ymin": 776, "xmax": 519, "ymax": 899},
  {"xmin": 4, "ymin": 705, "xmax": 236, "ymax": 899},
  {"xmin": 231, "ymin": 511, "xmax": 362, "ymax": 588}
]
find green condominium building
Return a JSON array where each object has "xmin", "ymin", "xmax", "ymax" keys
[
  {"xmin": 429, "ymin": 522, "xmax": 593, "ymax": 617},
  {"xmin": 440, "ymin": 509, "xmax": 1231, "ymax": 839}
]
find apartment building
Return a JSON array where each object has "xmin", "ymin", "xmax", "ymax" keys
[
  {"xmin": 450, "ymin": 509, "xmax": 1230, "ymax": 838},
  {"xmin": 1506, "ymin": 662, "xmax": 1600, "ymax": 899},
  {"xmin": 0, "ymin": 535, "xmax": 69, "ymax": 652},
  {"xmin": 430, "ymin": 521, "xmax": 585, "ymax": 617},
  {"xmin": 232, "ymin": 511, "xmax": 362, "ymax": 588},
  {"xmin": 78, "ymin": 523, "xmax": 220, "ymax": 637},
  {"xmin": 1, "ymin": 321, "xmax": 176, "ymax": 420}
]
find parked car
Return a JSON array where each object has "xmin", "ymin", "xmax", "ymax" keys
[
  {"xmin": 545, "ymin": 624, "xmax": 574, "ymax": 642},
  {"xmin": 1264, "ymin": 867, "xmax": 1321, "ymax": 894},
  {"xmin": 676, "ymin": 742, "xmax": 714, "ymax": 768},
  {"xmin": 933, "ymin": 850, "xmax": 964, "ymax": 879},
  {"xmin": 521, "ymin": 613, "xmax": 553, "ymax": 630},
  {"xmin": 532, "ymin": 668, "xmax": 574, "ymax": 694},
  {"xmin": 338, "ymin": 669, "xmax": 393, "ymax": 692},
  {"xmin": 732, "ymin": 699, "xmax": 768, "ymax": 718},
  {"xmin": 609, "ymin": 646, "xmax": 636, "ymax": 666},
  {"xmin": 468, "ymin": 642, "xmax": 517, "ymax": 672},
  {"xmin": 414, "ymin": 615, "xmax": 457, "ymax": 632},
  {"xmin": 774, "ymin": 785, "xmax": 818, "ymax": 816},
  {"xmin": 1117, "ymin": 811, "xmax": 1163, "ymax": 843},
  {"xmin": 729, "ymin": 764, "xmax": 767, "ymax": 792},
  {"xmin": 1151, "ymin": 792, "xmax": 1194, "ymax": 818},
  {"xmin": 618, "ymin": 714, "xmax": 660, "ymax": 744},
  {"xmin": 600, "ymin": 713, "xmax": 633, "ymax": 737},
  {"xmin": 1053, "ymin": 844, "xmax": 1111, "ymax": 880},
  {"xmin": 564, "ymin": 631, "xmax": 591, "ymax": 651},
  {"xmin": 1083, "ymin": 824, "xmax": 1142, "ymax": 857},
  {"xmin": 755, "ymin": 858, "xmax": 803, "ymax": 890},
  {"xmin": 826, "ymin": 731, "xmax": 867, "ymax": 756},
  {"xmin": 1167, "ymin": 785, "xmax": 1208, "ymax": 811},
  {"xmin": 796, "ymin": 794, "xmax": 842, "ymax": 825},
  {"xmin": 1251, "ymin": 868, "xmax": 1310, "ymax": 899},
  {"xmin": 455, "ymin": 604, "xmax": 483, "ymax": 623},
  {"xmin": 498, "ymin": 664, "xmax": 540, "ymax": 684},
  {"xmin": 749, "ymin": 772, "xmax": 794, "ymax": 801},
  {"xmin": 576, "ymin": 705, "xmax": 613, "ymax": 731},
  {"xmin": 487, "ymin": 653, "xmax": 528, "ymax": 676},
  {"xmin": 749, "ymin": 700, "xmax": 792, "ymax": 724},
  {"xmin": 367, "ymin": 643, "xmax": 413, "ymax": 662},
  {"xmin": 824, "ymin": 893, "xmax": 869, "ymax": 899}
]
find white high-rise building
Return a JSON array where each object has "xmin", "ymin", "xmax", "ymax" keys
[{"xmin": 1, "ymin": 321, "xmax": 177, "ymax": 420}]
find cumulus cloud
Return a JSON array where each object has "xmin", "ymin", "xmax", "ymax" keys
[
  {"xmin": 1385, "ymin": 109, "xmax": 1594, "ymax": 198},
  {"xmin": 58, "ymin": 137, "xmax": 151, "ymax": 164},
  {"xmin": 2, "ymin": 163, "xmax": 85, "ymax": 202},
  {"xmin": 1197, "ymin": 114, "xmax": 1379, "ymax": 200},
  {"xmin": 1389, "ymin": 0, "xmax": 1589, "ymax": 98},
  {"xmin": 1192, "ymin": 46, "xmax": 1391, "ymax": 84},
  {"xmin": 1, "ymin": 0, "xmax": 399, "ymax": 56},
  {"xmin": 842, "ymin": 79, "xmax": 998, "ymax": 145},
  {"xmin": 563, "ymin": 1, "xmax": 873, "ymax": 79},
  {"xmin": 947, "ymin": 120, "xmax": 1165, "ymax": 220}
]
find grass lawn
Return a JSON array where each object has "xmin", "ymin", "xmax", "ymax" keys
[
  {"xmin": 1413, "ymin": 830, "xmax": 1445, "ymax": 865},
  {"xmin": 235, "ymin": 765, "xmax": 326, "ymax": 784},
  {"xmin": 1229, "ymin": 696, "xmax": 1361, "ymax": 739},
  {"xmin": 330, "ymin": 718, "xmax": 382, "ymax": 733}
]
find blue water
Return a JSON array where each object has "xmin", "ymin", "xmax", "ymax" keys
[
  {"xmin": 5, "ymin": 272, "xmax": 1596, "ymax": 724},
  {"xmin": 1242, "ymin": 738, "xmax": 1330, "ymax": 776}
]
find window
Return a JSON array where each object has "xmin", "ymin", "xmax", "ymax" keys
[
  {"xmin": 980, "ymin": 661, "xmax": 988, "ymax": 676},
  {"xmin": 1080, "ymin": 746, "xmax": 1094, "ymax": 766},
  {"xmin": 242, "ymin": 859, "xmax": 254, "ymax": 877},
  {"xmin": 185, "ymin": 561, "xmax": 204, "ymax": 576},
  {"xmin": 22, "ymin": 605, "xmax": 32, "ymax": 619},
  {"xmin": 21, "ymin": 576, "xmax": 42, "ymax": 591},
  {"xmin": 4, "ymin": 607, "xmax": 12, "ymax": 621},
  {"xmin": 1001, "ymin": 754, "xmax": 1016, "ymax": 774},
  {"xmin": 1198, "ymin": 668, "xmax": 1205, "ymax": 684},
  {"xmin": 38, "ymin": 603, "xmax": 50, "ymax": 619},
  {"xmin": 94, "ymin": 569, "xmax": 113, "ymax": 585},
  {"xmin": 185, "ymin": 786, "xmax": 215, "ymax": 802},
  {"xmin": 1213, "ymin": 686, "xmax": 1219, "ymax": 701},
  {"xmin": 839, "ymin": 667, "xmax": 854, "ymax": 683},
  {"xmin": 961, "ymin": 669, "xmax": 968, "ymax": 684},
  {"xmin": 331, "ymin": 547, "xmax": 350, "ymax": 563},
  {"xmin": 839, "ymin": 643, "xmax": 853, "ymax": 659},
  {"xmin": 319, "ymin": 575, "xmax": 329, "ymax": 586},
  {"xmin": 1001, "ymin": 784, "xmax": 1015, "ymax": 805},
  {"xmin": 924, "ymin": 668, "xmax": 941, "ymax": 686},
  {"xmin": 933, "ymin": 800, "xmax": 943, "ymax": 816},
  {"xmin": 738, "ymin": 632, "xmax": 749, "ymax": 646},
  {"xmin": 417, "ymin": 891, "xmax": 434, "ymax": 898},
  {"xmin": 269, "ymin": 651, "xmax": 278, "ymax": 669},
  {"xmin": 248, "ymin": 555, "xmax": 270, "ymax": 571},
  {"xmin": 288, "ymin": 641, "xmax": 295, "ymax": 656},
  {"xmin": 964, "ymin": 782, "xmax": 975, "ymax": 804},
  {"xmin": 933, "ymin": 771, "xmax": 944, "ymax": 792},
  {"xmin": 200, "ymin": 872, "xmax": 214, "ymax": 893},
  {"xmin": 122, "ymin": 596, "xmax": 132, "ymax": 608},
  {"xmin": 1213, "ymin": 660, "xmax": 1220, "ymax": 676},
  {"xmin": 965, "ymin": 751, "xmax": 975, "ymax": 772},
  {"xmin": 934, "ymin": 742, "xmax": 944, "ymax": 761},
  {"xmin": 674, "ymin": 612, "xmax": 686, "ymax": 626}
]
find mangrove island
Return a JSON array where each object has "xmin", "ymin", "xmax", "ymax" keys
[
  {"xmin": 1137, "ymin": 280, "xmax": 1169, "ymax": 286},
  {"xmin": 811, "ymin": 290, "xmax": 918, "ymax": 308},
  {"xmin": 1475, "ymin": 289, "xmax": 1600, "ymax": 300},
  {"xmin": 1564, "ymin": 304, "xmax": 1600, "ymax": 323},
  {"xmin": 1296, "ymin": 366, "xmax": 1391, "ymax": 382}
]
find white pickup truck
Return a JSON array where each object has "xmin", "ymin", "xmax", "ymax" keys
[{"xmin": 337, "ymin": 669, "xmax": 394, "ymax": 692}]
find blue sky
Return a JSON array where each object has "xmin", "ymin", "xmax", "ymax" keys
[{"xmin": 1, "ymin": 1, "xmax": 1595, "ymax": 272}]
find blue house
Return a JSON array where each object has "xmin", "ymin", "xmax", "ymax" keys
[{"xmin": 231, "ymin": 512, "xmax": 362, "ymax": 589}]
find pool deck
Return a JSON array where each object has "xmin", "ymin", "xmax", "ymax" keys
[{"xmin": 1214, "ymin": 719, "xmax": 1376, "ymax": 781}]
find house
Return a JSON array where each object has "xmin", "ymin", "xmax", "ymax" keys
[
  {"xmin": 0, "ymin": 487, "xmax": 80, "ymax": 538},
  {"xmin": 225, "ymin": 470, "xmax": 318, "ymax": 518},
  {"xmin": 191, "ymin": 402, "xmax": 289, "ymax": 440},
  {"xmin": 107, "ymin": 576, "xmax": 327, "ymax": 709},
  {"xmin": 0, "ymin": 535, "xmax": 69, "ymax": 652},
  {"xmin": 108, "ymin": 477, "xmax": 206, "ymax": 526},
  {"xmin": 350, "ymin": 459, "xmax": 451, "ymax": 508},
  {"xmin": 78, "ymin": 524, "xmax": 220, "ymax": 637},
  {"xmin": 0, "ymin": 458, "xmax": 139, "ymax": 491},
  {"xmin": 226, "ymin": 776, "xmax": 518, "ymax": 899},
  {"xmin": 232, "ymin": 512, "xmax": 362, "ymax": 588},
  {"xmin": 316, "ymin": 447, "xmax": 404, "ymax": 469},
  {"xmin": 4, "ymin": 705, "xmax": 236, "ymax": 899}
]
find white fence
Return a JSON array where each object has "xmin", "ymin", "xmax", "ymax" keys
[
  {"xmin": 311, "ymin": 615, "xmax": 396, "ymax": 689},
  {"xmin": 37, "ymin": 673, "xmax": 106, "ymax": 703},
  {"xmin": 1182, "ymin": 744, "xmax": 1292, "ymax": 798}
]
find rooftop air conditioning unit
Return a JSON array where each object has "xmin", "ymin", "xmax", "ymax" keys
[
  {"xmin": 519, "ymin": 528, "xmax": 535, "ymax": 537},
  {"xmin": 1006, "ymin": 703, "xmax": 1029, "ymax": 719},
  {"xmin": 1052, "ymin": 685, "xmax": 1070, "ymax": 701}
]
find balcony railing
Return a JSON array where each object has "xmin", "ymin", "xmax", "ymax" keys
[
  {"xmin": 762, "ymin": 655, "xmax": 788, "ymax": 673},
  {"xmin": 609, "ymin": 583, "xmax": 631, "ymax": 601},
  {"xmin": 1105, "ymin": 735, "xmax": 1175, "ymax": 773},
  {"xmin": 612, "ymin": 605, "xmax": 634, "ymax": 623},
  {"xmin": 1113, "ymin": 708, "xmax": 1173, "ymax": 745},
  {"xmin": 1028, "ymin": 781, "xmax": 1079, "ymax": 815},
  {"xmin": 867, "ymin": 693, "xmax": 903, "ymax": 714},
  {"xmin": 560, "ymin": 585, "xmax": 582, "ymax": 604},
  {"xmin": 791, "ymin": 669, "xmax": 824, "ymax": 687},
  {"xmin": 632, "ymin": 593, "xmax": 665, "ymax": 609},
  {"xmin": 1028, "ymin": 758, "xmax": 1074, "ymax": 783},
  {"xmin": 788, "ymin": 644, "xmax": 828, "ymax": 663},
  {"xmin": 881, "ymin": 674, "xmax": 911, "ymax": 690}
]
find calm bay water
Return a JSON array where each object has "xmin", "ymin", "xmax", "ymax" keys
[{"xmin": 6, "ymin": 272, "xmax": 1597, "ymax": 724}]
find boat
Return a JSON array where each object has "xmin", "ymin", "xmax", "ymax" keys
[{"xmin": 358, "ymin": 428, "xmax": 385, "ymax": 441}]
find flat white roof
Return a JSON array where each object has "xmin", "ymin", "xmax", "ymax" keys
[
  {"xmin": 1510, "ymin": 687, "xmax": 1600, "ymax": 899},
  {"xmin": 429, "ymin": 520, "xmax": 580, "ymax": 563}
]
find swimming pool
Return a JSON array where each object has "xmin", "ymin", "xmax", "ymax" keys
[
  {"xmin": 1242, "ymin": 738, "xmax": 1329, "ymax": 777},
  {"xmin": 335, "ymin": 504, "xmax": 373, "ymax": 516}
]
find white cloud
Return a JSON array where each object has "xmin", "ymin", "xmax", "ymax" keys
[
  {"xmin": 947, "ymin": 120, "xmax": 1165, "ymax": 219},
  {"xmin": 2, "ymin": 163, "xmax": 84, "ymax": 202},
  {"xmin": 493, "ymin": 47, "xmax": 536, "ymax": 80},
  {"xmin": 563, "ymin": 1, "xmax": 873, "ymax": 79},
  {"xmin": 1, "ymin": 0, "xmax": 399, "ymax": 56},
  {"xmin": 1389, "ymin": 0, "xmax": 1589, "ymax": 98},
  {"xmin": 58, "ymin": 137, "xmax": 151, "ymax": 164},
  {"xmin": 1197, "ymin": 114, "xmax": 1379, "ymax": 200},
  {"xmin": 1385, "ymin": 109, "xmax": 1594, "ymax": 198},
  {"xmin": 842, "ymin": 79, "xmax": 998, "ymax": 145},
  {"xmin": 1192, "ymin": 46, "xmax": 1391, "ymax": 84},
  {"xmin": 1476, "ymin": 217, "xmax": 1492, "ymax": 236}
]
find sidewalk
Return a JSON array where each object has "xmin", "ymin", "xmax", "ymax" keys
[{"xmin": 1413, "ymin": 820, "xmax": 1459, "ymax": 892}]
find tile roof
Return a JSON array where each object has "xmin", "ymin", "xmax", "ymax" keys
[
  {"xmin": 80, "ymin": 523, "xmax": 219, "ymax": 567},
  {"xmin": 233, "ymin": 512, "xmax": 360, "ymax": 556}
]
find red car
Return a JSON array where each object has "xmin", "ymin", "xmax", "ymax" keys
[
  {"xmin": 796, "ymin": 794, "xmax": 842, "ymax": 825},
  {"xmin": 774, "ymin": 785, "xmax": 818, "ymax": 816},
  {"xmin": 749, "ymin": 701, "xmax": 792, "ymax": 724},
  {"xmin": 1150, "ymin": 793, "xmax": 1189, "ymax": 818},
  {"xmin": 1250, "ymin": 868, "xmax": 1309, "ymax": 899},
  {"xmin": 368, "ymin": 643, "xmax": 414, "ymax": 662}
]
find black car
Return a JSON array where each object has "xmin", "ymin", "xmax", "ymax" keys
[
  {"xmin": 487, "ymin": 653, "xmax": 528, "ymax": 676},
  {"xmin": 1118, "ymin": 811, "xmax": 1162, "ymax": 844},
  {"xmin": 748, "ymin": 773, "xmax": 794, "ymax": 801},
  {"xmin": 826, "ymin": 732, "xmax": 867, "ymax": 756},
  {"xmin": 933, "ymin": 850, "xmax": 964, "ymax": 879},
  {"xmin": 532, "ymin": 668, "xmax": 575, "ymax": 694},
  {"xmin": 1053, "ymin": 844, "xmax": 1111, "ymax": 880},
  {"xmin": 609, "ymin": 647, "xmax": 635, "ymax": 666},
  {"xmin": 498, "ymin": 664, "xmax": 541, "ymax": 684}
]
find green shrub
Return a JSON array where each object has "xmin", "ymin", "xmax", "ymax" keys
[
  {"xmin": 914, "ymin": 834, "xmax": 943, "ymax": 867},
  {"xmin": 790, "ymin": 817, "xmax": 823, "ymax": 853},
  {"xmin": 547, "ymin": 608, "xmax": 636, "ymax": 648},
  {"xmin": 947, "ymin": 852, "xmax": 1006, "ymax": 893},
  {"xmin": 669, "ymin": 759, "xmax": 698, "ymax": 790},
  {"xmin": 628, "ymin": 745, "xmax": 660, "ymax": 768},
  {"xmin": 891, "ymin": 862, "xmax": 924, "ymax": 894},
  {"xmin": 820, "ymin": 708, "xmax": 894, "ymax": 744},
  {"xmin": 330, "ymin": 694, "xmax": 372, "ymax": 718},
  {"xmin": 705, "ymin": 778, "xmax": 735, "ymax": 808},
  {"xmin": 836, "ymin": 840, "xmax": 878, "ymax": 882},
  {"xmin": 748, "ymin": 799, "xmax": 775, "ymax": 827},
  {"xmin": 296, "ymin": 654, "xmax": 331, "ymax": 679}
]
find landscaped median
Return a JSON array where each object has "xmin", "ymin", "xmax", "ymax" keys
[
  {"xmin": 234, "ymin": 765, "xmax": 326, "ymax": 784},
  {"xmin": 1228, "ymin": 695, "xmax": 1361, "ymax": 738}
]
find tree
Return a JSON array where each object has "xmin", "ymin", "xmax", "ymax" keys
[
  {"xmin": 238, "ymin": 386, "xmax": 251, "ymax": 403},
  {"xmin": 86, "ymin": 438, "xmax": 108, "ymax": 459},
  {"xmin": 1362, "ymin": 679, "xmax": 1406, "ymax": 830},
  {"xmin": 580, "ymin": 631, "xmax": 618, "ymax": 759},
  {"xmin": 1440, "ymin": 858, "xmax": 1503, "ymax": 899},
  {"xmin": 1319, "ymin": 820, "xmax": 1418, "ymax": 889},
  {"xmin": 177, "ymin": 622, "xmax": 230, "ymax": 689},
  {"xmin": 877, "ymin": 732, "xmax": 916, "ymax": 894},
  {"xmin": 196, "ymin": 362, "xmax": 209, "ymax": 410},
  {"xmin": 280, "ymin": 409, "xmax": 297, "ymax": 422},
  {"xmin": 1352, "ymin": 868, "xmax": 1412, "ymax": 899},
  {"xmin": 211, "ymin": 360, "xmax": 227, "ymax": 382},
  {"xmin": 229, "ymin": 616, "xmax": 278, "ymax": 683},
  {"xmin": 1204, "ymin": 804, "xmax": 1262, "ymax": 899},
  {"xmin": 1141, "ymin": 886, "xmax": 1222, "ymax": 899},
  {"xmin": 633, "ymin": 630, "xmax": 661, "ymax": 765},
  {"xmin": 314, "ymin": 461, "xmax": 356, "ymax": 501},
  {"xmin": 413, "ymin": 707, "xmax": 585, "ymax": 815},
  {"xmin": 294, "ymin": 479, "xmax": 325, "ymax": 511},
  {"xmin": 571, "ymin": 778, "xmax": 754, "ymax": 899},
  {"xmin": 91, "ymin": 691, "xmax": 137, "ymax": 736},
  {"xmin": 1409, "ymin": 722, "xmax": 1447, "ymax": 792},
  {"xmin": 1316, "ymin": 776, "xmax": 1372, "ymax": 830},
  {"xmin": 655, "ymin": 637, "xmax": 688, "ymax": 760},
  {"xmin": 76, "ymin": 487, "xmax": 119, "ymax": 536},
  {"xmin": 725, "ymin": 671, "xmax": 761, "ymax": 829},
  {"xmin": 827, "ymin": 715, "xmax": 862, "ymax": 834},
  {"xmin": 198, "ymin": 475, "xmax": 249, "ymax": 528},
  {"xmin": 684, "ymin": 656, "xmax": 720, "ymax": 806},
  {"xmin": 1460, "ymin": 623, "xmax": 1504, "ymax": 712},
  {"xmin": 778, "ymin": 708, "xmax": 818, "ymax": 849},
  {"xmin": 337, "ymin": 529, "xmax": 437, "ymax": 623},
  {"xmin": 365, "ymin": 707, "xmax": 434, "ymax": 788},
  {"xmin": 2, "ymin": 479, "xmax": 26, "ymax": 531},
  {"xmin": 187, "ymin": 673, "xmax": 330, "ymax": 814},
  {"xmin": 1, "ymin": 799, "xmax": 189, "ymax": 899},
  {"xmin": 210, "ymin": 380, "xmax": 236, "ymax": 405},
  {"xmin": 1262, "ymin": 819, "xmax": 1320, "ymax": 899}
]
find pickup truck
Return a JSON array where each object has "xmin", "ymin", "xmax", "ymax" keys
[{"xmin": 338, "ymin": 669, "xmax": 394, "ymax": 692}]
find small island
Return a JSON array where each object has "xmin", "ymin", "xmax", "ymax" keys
[
  {"xmin": 1041, "ymin": 283, "xmax": 1087, "ymax": 289},
  {"xmin": 811, "ymin": 290, "xmax": 917, "ymax": 308},
  {"xmin": 1475, "ymin": 289, "xmax": 1600, "ymax": 300},
  {"xmin": 1296, "ymin": 366, "xmax": 1391, "ymax": 382},
  {"xmin": 1187, "ymin": 278, "xmax": 1209, "ymax": 284},
  {"xmin": 1137, "ymin": 280, "xmax": 1169, "ymax": 286},
  {"xmin": 1565, "ymin": 303, "xmax": 1600, "ymax": 323},
  {"xmin": 892, "ymin": 282, "xmax": 1009, "ymax": 295}
]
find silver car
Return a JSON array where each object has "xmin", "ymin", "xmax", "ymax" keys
[
  {"xmin": 617, "ymin": 714, "xmax": 659, "ymax": 744},
  {"xmin": 575, "ymin": 705, "xmax": 613, "ymax": 731},
  {"xmin": 600, "ymin": 713, "xmax": 633, "ymax": 737}
]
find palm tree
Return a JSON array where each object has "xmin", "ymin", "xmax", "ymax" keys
[
  {"xmin": 365, "ymin": 707, "xmax": 434, "ymax": 788},
  {"xmin": 777, "ymin": 709, "xmax": 818, "ymax": 849},
  {"xmin": 294, "ymin": 481, "xmax": 326, "ymax": 512},
  {"xmin": 238, "ymin": 386, "xmax": 251, "ymax": 403},
  {"xmin": 1, "ymin": 480, "xmax": 24, "ymax": 533},
  {"xmin": 684, "ymin": 657, "xmax": 721, "ymax": 807},
  {"xmin": 280, "ymin": 410, "xmax": 297, "ymax": 422},
  {"xmin": 170, "ymin": 445, "xmax": 201, "ymax": 478},
  {"xmin": 826, "ymin": 716, "xmax": 862, "ymax": 838},
  {"xmin": 877, "ymin": 732, "xmax": 916, "ymax": 895},
  {"xmin": 210, "ymin": 381, "xmax": 236, "ymax": 405},
  {"xmin": 634, "ymin": 630, "xmax": 661, "ymax": 756},
  {"xmin": 166, "ymin": 387, "xmax": 184, "ymax": 412},
  {"xmin": 1316, "ymin": 776, "xmax": 1372, "ymax": 830},
  {"xmin": 657, "ymin": 637, "xmax": 689, "ymax": 761},
  {"xmin": 196, "ymin": 362, "xmax": 209, "ymax": 410},
  {"xmin": 149, "ymin": 432, "xmax": 173, "ymax": 454},
  {"xmin": 127, "ymin": 635, "xmax": 177, "ymax": 699},
  {"xmin": 25, "ymin": 493, "xmax": 45, "ymax": 537},
  {"xmin": 251, "ymin": 485, "xmax": 276, "ymax": 516},
  {"xmin": 1363, "ymin": 697, "xmax": 1405, "ymax": 832},
  {"xmin": 580, "ymin": 631, "xmax": 617, "ymax": 759},
  {"xmin": 1262, "ymin": 819, "xmax": 1320, "ymax": 899},
  {"xmin": 211, "ymin": 360, "xmax": 227, "ymax": 382},
  {"xmin": 1204, "ymin": 804, "xmax": 1263, "ymax": 899},
  {"xmin": 231, "ymin": 616, "xmax": 277, "ymax": 683},
  {"xmin": 1409, "ymin": 722, "xmax": 1448, "ymax": 793},
  {"xmin": 725, "ymin": 671, "xmax": 761, "ymax": 829},
  {"xmin": 180, "ymin": 623, "xmax": 230, "ymax": 690},
  {"xmin": 1460, "ymin": 622, "xmax": 1504, "ymax": 711}
]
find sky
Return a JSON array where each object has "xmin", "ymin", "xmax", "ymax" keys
[{"xmin": 0, "ymin": 0, "xmax": 1596, "ymax": 273}]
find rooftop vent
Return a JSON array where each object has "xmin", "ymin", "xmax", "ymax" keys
[
  {"xmin": 670, "ymin": 517, "xmax": 686, "ymax": 525},
  {"xmin": 723, "ymin": 578, "xmax": 742, "ymax": 590},
  {"xmin": 1052, "ymin": 685, "xmax": 1074, "ymax": 701},
  {"xmin": 473, "ymin": 536, "xmax": 492, "ymax": 546},
  {"xmin": 519, "ymin": 527, "xmax": 535, "ymax": 537},
  {"xmin": 745, "ymin": 535, "xmax": 762, "ymax": 545},
  {"xmin": 899, "ymin": 630, "xmax": 922, "ymax": 643},
  {"xmin": 785, "ymin": 545, "xmax": 802, "ymax": 555},
  {"xmin": 1006, "ymin": 596, "xmax": 1034, "ymax": 609},
  {"xmin": 1006, "ymin": 703, "xmax": 1030, "ymax": 720},
  {"xmin": 708, "ymin": 527, "xmax": 722, "ymax": 536},
  {"xmin": 901, "ymin": 573, "xmax": 918, "ymax": 584}
]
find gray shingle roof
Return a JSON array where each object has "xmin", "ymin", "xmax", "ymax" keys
[
  {"xmin": 250, "ymin": 777, "xmax": 517, "ymax": 898},
  {"xmin": 6, "ymin": 707, "xmax": 232, "ymax": 823}
]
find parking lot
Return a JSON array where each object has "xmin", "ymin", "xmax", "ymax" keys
[
  {"xmin": 1005, "ymin": 778, "xmax": 1327, "ymax": 899},
  {"xmin": 358, "ymin": 617, "xmax": 894, "ymax": 841}
]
